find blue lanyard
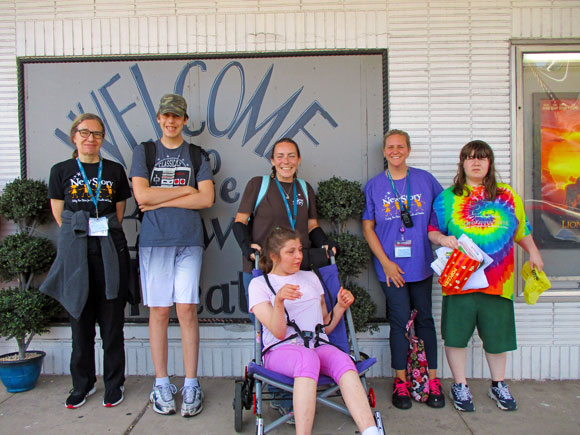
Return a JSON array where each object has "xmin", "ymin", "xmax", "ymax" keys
[
  {"xmin": 76, "ymin": 158, "xmax": 103, "ymax": 217},
  {"xmin": 274, "ymin": 178, "xmax": 297, "ymax": 229},
  {"xmin": 386, "ymin": 168, "xmax": 411, "ymax": 213}
]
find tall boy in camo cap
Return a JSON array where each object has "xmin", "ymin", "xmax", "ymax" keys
[{"xmin": 130, "ymin": 93, "xmax": 214, "ymax": 417}]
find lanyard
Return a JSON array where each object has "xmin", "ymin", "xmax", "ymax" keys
[
  {"xmin": 274, "ymin": 178, "xmax": 297, "ymax": 229},
  {"xmin": 387, "ymin": 168, "xmax": 411, "ymax": 213},
  {"xmin": 76, "ymin": 158, "xmax": 103, "ymax": 217}
]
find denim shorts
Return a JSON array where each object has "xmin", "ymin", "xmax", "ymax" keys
[{"xmin": 139, "ymin": 246, "xmax": 203, "ymax": 307}]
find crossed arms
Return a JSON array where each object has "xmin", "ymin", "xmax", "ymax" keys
[{"xmin": 132, "ymin": 177, "xmax": 214, "ymax": 212}]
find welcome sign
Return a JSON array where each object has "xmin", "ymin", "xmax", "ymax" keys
[{"xmin": 20, "ymin": 51, "xmax": 386, "ymax": 319}]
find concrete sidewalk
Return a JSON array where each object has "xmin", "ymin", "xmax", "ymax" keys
[{"xmin": 0, "ymin": 376, "xmax": 579, "ymax": 434}]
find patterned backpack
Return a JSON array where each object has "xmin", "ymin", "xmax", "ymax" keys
[{"xmin": 406, "ymin": 309, "xmax": 430, "ymax": 402}]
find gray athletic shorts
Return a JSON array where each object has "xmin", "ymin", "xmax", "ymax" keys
[{"xmin": 139, "ymin": 246, "xmax": 203, "ymax": 307}]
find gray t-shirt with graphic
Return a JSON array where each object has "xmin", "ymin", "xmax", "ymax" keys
[{"xmin": 130, "ymin": 140, "xmax": 213, "ymax": 247}]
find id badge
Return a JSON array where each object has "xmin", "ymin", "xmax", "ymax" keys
[
  {"xmin": 88, "ymin": 216, "xmax": 109, "ymax": 237},
  {"xmin": 394, "ymin": 239, "xmax": 412, "ymax": 258}
]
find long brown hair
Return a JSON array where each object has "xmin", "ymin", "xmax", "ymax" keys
[
  {"xmin": 269, "ymin": 138, "xmax": 301, "ymax": 180},
  {"xmin": 259, "ymin": 226, "xmax": 301, "ymax": 274},
  {"xmin": 452, "ymin": 140, "xmax": 500, "ymax": 200},
  {"xmin": 69, "ymin": 113, "xmax": 105, "ymax": 159}
]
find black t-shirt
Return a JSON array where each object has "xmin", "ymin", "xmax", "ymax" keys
[{"xmin": 48, "ymin": 158, "xmax": 132, "ymax": 217}]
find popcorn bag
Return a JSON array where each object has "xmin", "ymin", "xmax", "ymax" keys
[{"xmin": 438, "ymin": 248, "xmax": 481, "ymax": 294}]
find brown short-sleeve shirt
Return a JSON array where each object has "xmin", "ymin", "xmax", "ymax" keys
[{"xmin": 237, "ymin": 176, "xmax": 318, "ymax": 272}]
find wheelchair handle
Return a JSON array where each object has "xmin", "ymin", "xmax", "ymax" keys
[{"xmin": 254, "ymin": 251, "xmax": 260, "ymax": 270}]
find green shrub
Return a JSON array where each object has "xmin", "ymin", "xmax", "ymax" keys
[
  {"xmin": 0, "ymin": 178, "xmax": 58, "ymax": 359},
  {"xmin": 0, "ymin": 287, "xmax": 61, "ymax": 346},
  {"xmin": 317, "ymin": 176, "xmax": 376, "ymax": 333},
  {"xmin": 0, "ymin": 234, "xmax": 55, "ymax": 283},
  {"xmin": 0, "ymin": 178, "xmax": 50, "ymax": 231},
  {"xmin": 317, "ymin": 176, "xmax": 365, "ymax": 232},
  {"xmin": 348, "ymin": 283, "xmax": 379, "ymax": 334},
  {"xmin": 328, "ymin": 231, "xmax": 370, "ymax": 284}
]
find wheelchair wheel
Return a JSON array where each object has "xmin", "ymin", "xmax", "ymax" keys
[
  {"xmin": 243, "ymin": 376, "xmax": 254, "ymax": 409},
  {"xmin": 234, "ymin": 382, "xmax": 243, "ymax": 432},
  {"xmin": 368, "ymin": 387, "xmax": 376, "ymax": 408}
]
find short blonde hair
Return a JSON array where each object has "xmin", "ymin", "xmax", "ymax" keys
[{"xmin": 383, "ymin": 129, "xmax": 410, "ymax": 150}]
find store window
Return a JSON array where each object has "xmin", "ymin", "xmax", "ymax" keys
[{"xmin": 513, "ymin": 42, "xmax": 580, "ymax": 300}]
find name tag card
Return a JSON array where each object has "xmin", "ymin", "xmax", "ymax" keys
[
  {"xmin": 394, "ymin": 239, "xmax": 412, "ymax": 258},
  {"xmin": 89, "ymin": 217, "xmax": 109, "ymax": 237}
]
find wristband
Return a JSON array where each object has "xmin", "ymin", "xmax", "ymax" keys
[
  {"xmin": 233, "ymin": 221, "xmax": 253, "ymax": 260},
  {"xmin": 309, "ymin": 226, "xmax": 328, "ymax": 248},
  {"xmin": 326, "ymin": 239, "xmax": 339, "ymax": 256}
]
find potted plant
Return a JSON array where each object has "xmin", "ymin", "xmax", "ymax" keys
[
  {"xmin": 0, "ymin": 178, "xmax": 60, "ymax": 392},
  {"xmin": 317, "ymin": 176, "xmax": 378, "ymax": 333}
]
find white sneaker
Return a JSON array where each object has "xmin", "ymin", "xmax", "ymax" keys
[
  {"xmin": 149, "ymin": 383, "xmax": 177, "ymax": 415},
  {"xmin": 180, "ymin": 385, "xmax": 204, "ymax": 417}
]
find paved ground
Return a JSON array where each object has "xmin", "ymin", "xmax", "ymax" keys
[{"xmin": 0, "ymin": 376, "xmax": 579, "ymax": 434}]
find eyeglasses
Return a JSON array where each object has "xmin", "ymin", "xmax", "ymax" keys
[
  {"xmin": 76, "ymin": 129, "xmax": 104, "ymax": 139},
  {"xmin": 465, "ymin": 155, "xmax": 488, "ymax": 161}
]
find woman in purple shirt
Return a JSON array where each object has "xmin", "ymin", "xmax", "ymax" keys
[{"xmin": 362, "ymin": 129, "xmax": 444, "ymax": 410}]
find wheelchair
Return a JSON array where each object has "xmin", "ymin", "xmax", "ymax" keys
[{"xmin": 233, "ymin": 255, "xmax": 385, "ymax": 434}]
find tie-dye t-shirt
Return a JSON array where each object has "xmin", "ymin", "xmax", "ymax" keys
[{"xmin": 429, "ymin": 183, "xmax": 531, "ymax": 300}]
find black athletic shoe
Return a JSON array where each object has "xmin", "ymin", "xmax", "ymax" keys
[
  {"xmin": 426, "ymin": 378, "xmax": 446, "ymax": 408},
  {"xmin": 450, "ymin": 383, "xmax": 474, "ymax": 412},
  {"xmin": 66, "ymin": 386, "xmax": 96, "ymax": 409},
  {"xmin": 103, "ymin": 386, "xmax": 125, "ymax": 407},
  {"xmin": 392, "ymin": 378, "xmax": 412, "ymax": 409},
  {"xmin": 488, "ymin": 381, "xmax": 517, "ymax": 411}
]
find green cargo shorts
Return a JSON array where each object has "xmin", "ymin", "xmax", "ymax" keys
[{"xmin": 441, "ymin": 292, "xmax": 516, "ymax": 354}]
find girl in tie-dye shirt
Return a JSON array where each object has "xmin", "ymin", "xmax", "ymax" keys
[
  {"xmin": 430, "ymin": 182, "xmax": 530, "ymax": 300},
  {"xmin": 428, "ymin": 140, "xmax": 544, "ymax": 413}
]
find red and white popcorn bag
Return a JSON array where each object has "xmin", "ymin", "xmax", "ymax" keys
[{"xmin": 438, "ymin": 248, "xmax": 481, "ymax": 294}]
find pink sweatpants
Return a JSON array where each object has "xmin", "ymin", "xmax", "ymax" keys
[{"xmin": 264, "ymin": 343, "xmax": 357, "ymax": 383}]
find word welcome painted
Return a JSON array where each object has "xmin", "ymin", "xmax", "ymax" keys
[
  {"xmin": 48, "ymin": 59, "xmax": 340, "ymax": 317},
  {"xmin": 24, "ymin": 54, "xmax": 382, "ymax": 317},
  {"xmin": 53, "ymin": 60, "xmax": 338, "ymax": 236}
]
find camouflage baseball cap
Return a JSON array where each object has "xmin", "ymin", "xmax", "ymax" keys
[{"xmin": 158, "ymin": 94, "xmax": 187, "ymax": 117}]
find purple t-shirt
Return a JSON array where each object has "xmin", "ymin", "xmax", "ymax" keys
[
  {"xmin": 362, "ymin": 167, "xmax": 443, "ymax": 282},
  {"xmin": 248, "ymin": 271, "xmax": 328, "ymax": 349}
]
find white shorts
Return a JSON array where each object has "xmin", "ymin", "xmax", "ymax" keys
[{"xmin": 139, "ymin": 246, "xmax": 203, "ymax": 307}]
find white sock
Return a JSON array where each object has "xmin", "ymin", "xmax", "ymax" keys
[
  {"xmin": 184, "ymin": 377, "xmax": 199, "ymax": 388},
  {"xmin": 362, "ymin": 426, "xmax": 380, "ymax": 435},
  {"xmin": 155, "ymin": 377, "xmax": 170, "ymax": 387}
]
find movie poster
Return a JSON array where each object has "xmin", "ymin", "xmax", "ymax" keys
[{"xmin": 533, "ymin": 93, "xmax": 580, "ymax": 248}]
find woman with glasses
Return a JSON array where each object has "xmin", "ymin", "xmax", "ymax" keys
[
  {"xmin": 428, "ymin": 140, "xmax": 544, "ymax": 412},
  {"xmin": 42, "ymin": 113, "xmax": 131, "ymax": 409}
]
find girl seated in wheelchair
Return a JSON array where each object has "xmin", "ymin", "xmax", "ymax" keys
[{"xmin": 249, "ymin": 226, "xmax": 380, "ymax": 435}]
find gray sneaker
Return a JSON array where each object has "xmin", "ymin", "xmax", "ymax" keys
[
  {"xmin": 150, "ymin": 383, "xmax": 177, "ymax": 415},
  {"xmin": 181, "ymin": 385, "xmax": 204, "ymax": 417},
  {"xmin": 270, "ymin": 400, "xmax": 295, "ymax": 425}
]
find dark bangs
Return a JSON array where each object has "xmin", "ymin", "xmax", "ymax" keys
[
  {"xmin": 452, "ymin": 139, "xmax": 500, "ymax": 200},
  {"xmin": 459, "ymin": 140, "xmax": 494, "ymax": 164}
]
